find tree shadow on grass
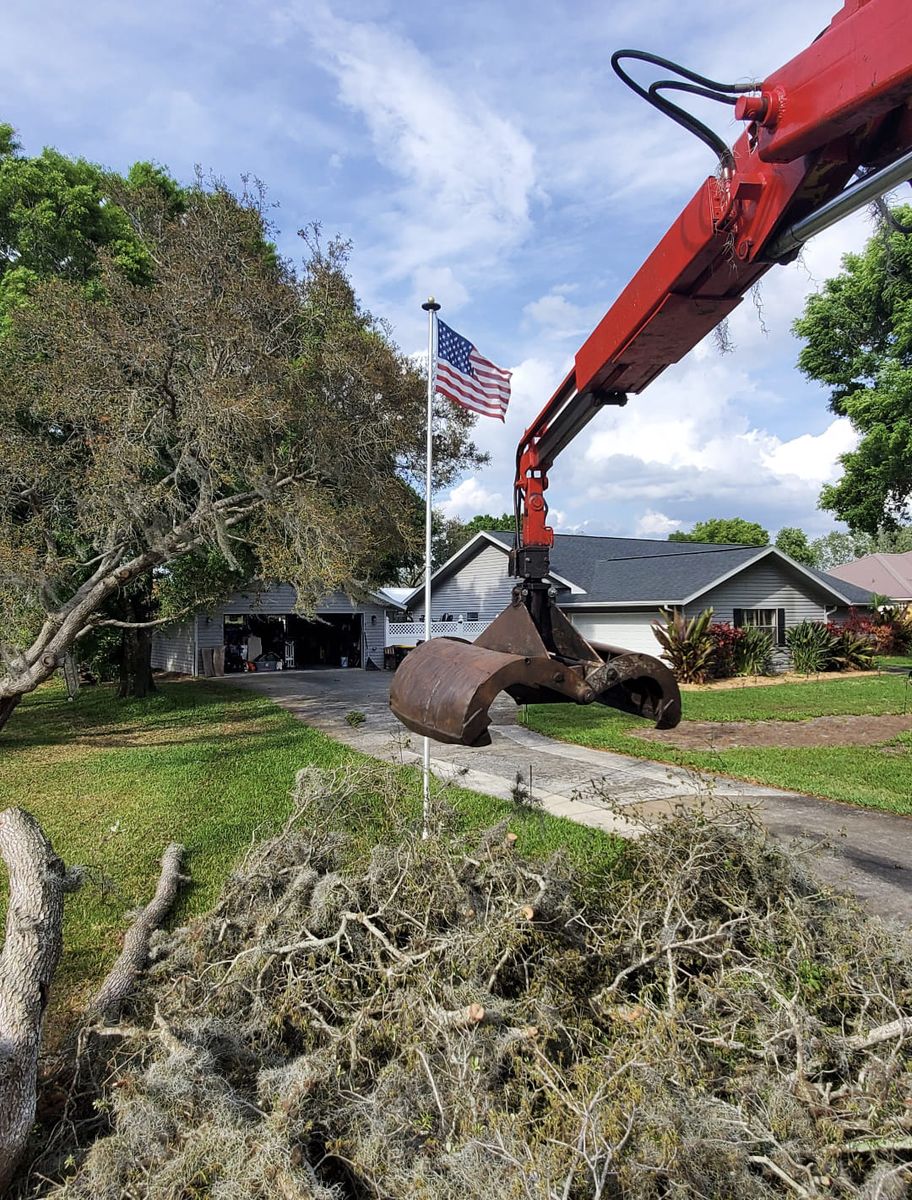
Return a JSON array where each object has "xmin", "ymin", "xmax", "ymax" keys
[{"xmin": 1, "ymin": 683, "xmax": 274, "ymax": 753}]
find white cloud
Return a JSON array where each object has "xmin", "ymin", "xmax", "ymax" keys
[
  {"xmin": 579, "ymin": 344, "xmax": 859, "ymax": 532},
  {"xmin": 635, "ymin": 510, "xmax": 683, "ymax": 537},
  {"xmin": 298, "ymin": 6, "xmax": 537, "ymax": 285},
  {"xmin": 762, "ymin": 419, "xmax": 856, "ymax": 483},
  {"xmin": 438, "ymin": 477, "xmax": 508, "ymax": 520},
  {"xmin": 523, "ymin": 289, "xmax": 596, "ymax": 339},
  {"xmin": 411, "ymin": 266, "xmax": 469, "ymax": 314}
]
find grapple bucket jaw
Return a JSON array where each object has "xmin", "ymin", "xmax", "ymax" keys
[{"xmin": 389, "ymin": 598, "xmax": 681, "ymax": 747}]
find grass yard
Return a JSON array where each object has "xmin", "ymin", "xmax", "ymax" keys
[
  {"xmin": 523, "ymin": 667, "xmax": 912, "ymax": 816},
  {"xmin": 0, "ymin": 679, "xmax": 623, "ymax": 1033},
  {"xmin": 678, "ymin": 668, "xmax": 912, "ymax": 721}
]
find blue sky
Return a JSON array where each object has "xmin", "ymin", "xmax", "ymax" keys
[{"xmin": 3, "ymin": 0, "xmax": 898, "ymax": 539}]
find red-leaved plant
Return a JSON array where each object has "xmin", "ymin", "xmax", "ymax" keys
[{"xmin": 707, "ymin": 622, "xmax": 746, "ymax": 679}]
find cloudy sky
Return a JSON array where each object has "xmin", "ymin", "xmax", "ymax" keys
[{"xmin": 2, "ymin": 0, "xmax": 898, "ymax": 539}]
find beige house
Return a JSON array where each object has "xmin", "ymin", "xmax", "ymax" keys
[{"xmin": 827, "ymin": 551, "xmax": 912, "ymax": 613}]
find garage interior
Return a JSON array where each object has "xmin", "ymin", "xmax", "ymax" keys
[{"xmin": 223, "ymin": 613, "xmax": 363, "ymax": 672}]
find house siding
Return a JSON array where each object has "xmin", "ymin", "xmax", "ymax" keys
[
  {"xmin": 687, "ymin": 561, "xmax": 832, "ymax": 624},
  {"xmin": 150, "ymin": 620, "xmax": 196, "ymax": 675},
  {"xmin": 411, "ymin": 543, "xmax": 515, "ymax": 622},
  {"xmin": 684, "ymin": 559, "xmax": 833, "ymax": 668}
]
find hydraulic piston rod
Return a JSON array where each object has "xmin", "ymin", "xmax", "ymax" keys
[{"xmin": 767, "ymin": 147, "xmax": 912, "ymax": 261}]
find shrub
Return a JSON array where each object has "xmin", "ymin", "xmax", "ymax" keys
[
  {"xmin": 892, "ymin": 609, "xmax": 912, "ymax": 655},
  {"xmin": 706, "ymin": 622, "xmax": 745, "ymax": 679},
  {"xmin": 652, "ymin": 607, "xmax": 715, "ymax": 682},
  {"xmin": 785, "ymin": 620, "xmax": 834, "ymax": 674},
  {"xmin": 870, "ymin": 601, "xmax": 912, "ymax": 656},
  {"xmin": 825, "ymin": 624, "xmax": 876, "ymax": 671},
  {"xmin": 734, "ymin": 625, "xmax": 773, "ymax": 675},
  {"xmin": 75, "ymin": 625, "xmax": 122, "ymax": 682},
  {"xmin": 839, "ymin": 606, "xmax": 893, "ymax": 653}
]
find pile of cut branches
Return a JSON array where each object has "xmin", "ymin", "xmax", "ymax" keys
[{"xmin": 30, "ymin": 767, "xmax": 912, "ymax": 1198}]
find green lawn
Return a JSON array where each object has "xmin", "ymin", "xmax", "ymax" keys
[
  {"xmin": 677, "ymin": 669, "xmax": 912, "ymax": 722},
  {"xmin": 0, "ymin": 680, "xmax": 623, "ymax": 1031},
  {"xmin": 524, "ymin": 669, "xmax": 912, "ymax": 816},
  {"xmin": 879, "ymin": 655, "xmax": 912, "ymax": 669}
]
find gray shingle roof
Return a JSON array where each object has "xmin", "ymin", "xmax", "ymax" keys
[{"xmin": 484, "ymin": 531, "xmax": 872, "ymax": 606}]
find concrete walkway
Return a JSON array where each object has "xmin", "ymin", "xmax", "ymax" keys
[{"xmin": 217, "ymin": 668, "xmax": 912, "ymax": 927}]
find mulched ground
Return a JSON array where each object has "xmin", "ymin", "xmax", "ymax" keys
[{"xmin": 634, "ymin": 713, "xmax": 912, "ymax": 750}]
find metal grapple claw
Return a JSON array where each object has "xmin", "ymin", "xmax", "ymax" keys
[{"xmin": 389, "ymin": 596, "xmax": 681, "ymax": 748}]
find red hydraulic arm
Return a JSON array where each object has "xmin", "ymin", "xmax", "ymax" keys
[{"xmin": 513, "ymin": 0, "xmax": 912, "ymax": 574}]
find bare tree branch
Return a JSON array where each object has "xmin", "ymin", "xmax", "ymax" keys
[{"xmin": 87, "ymin": 842, "xmax": 188, "ymax": 1025}]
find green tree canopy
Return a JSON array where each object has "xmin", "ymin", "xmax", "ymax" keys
[
  {"xmin": 773, "ymin": 526, "xmax": 815, "ymax": 566},
  {"xmin": 0, "ymin": 123, "xmax": 184, "ymax": 332},
  {"xmin": 794, "ymin": 204, "xmax": 912, "ymax": 534},
  {"xmin": 461, "ymin": 512, "xmax": 513, "ymax": 536},
  {"xmin": 668, "ymin": 517, "xmax": 769, "ymax": 546},
  {"xmin": 809, "ymin": 525, "xmax": 912, "ymax": 569},
  {"xmin": 0, "ymin": 173, "xmax": 482, "ymax": 728}
]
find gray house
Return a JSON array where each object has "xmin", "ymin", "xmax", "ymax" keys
[
  {"xmin": 151, "ymin": 584, "xmax": 403, "ymax": 677},
  {"xmin": 403, "ymin": 531, "xmax": 872, "ymax": 666}
]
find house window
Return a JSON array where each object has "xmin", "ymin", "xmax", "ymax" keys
[
  {"xmin": 466, "ymin": 611, "xmax": 479, "ymax": 622},
  {"xmin": 733, "ymin": 607, "xmax": 786, "ymax": 646}
]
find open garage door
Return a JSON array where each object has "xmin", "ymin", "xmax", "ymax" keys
[
  {"xmin": 569, "ymin": 612, "xmax": 661, "ymax": 656},
  {"xmin": 223, "ymin": 613, "xmax": 363, "ymax": 671},
  {"xmin": 287, "ymin": 613, "xmax": 362, "ymax": 668}
]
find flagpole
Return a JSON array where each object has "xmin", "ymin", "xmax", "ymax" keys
[{"xmin": 420, "ymin": 296, "xmax": 440, "ymax": 838}]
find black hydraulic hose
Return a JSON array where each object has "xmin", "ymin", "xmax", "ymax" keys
[
  {"xmin": 612, "ymin": 49, "xmax": 759, "ymax": 170},
  {"xmin": 646, "ymin": 80, "xmax": 739, "ymax": 168}
]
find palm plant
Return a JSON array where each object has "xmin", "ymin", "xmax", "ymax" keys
[
  {"xmin": 652, "ymin": 607, "xmax": 715, "ymax": 683},
  {"xmin": 734, "ymin": 625, "xmax": 774, "ymax": 676},
  {"xmin": 785, "ymin": 620, "xmax": 834, "ymax": 674}
]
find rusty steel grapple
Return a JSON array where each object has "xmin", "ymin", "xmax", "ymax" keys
[{"xmin": 389, "ymin": 590, "xmax": 680, "ymax": 747}]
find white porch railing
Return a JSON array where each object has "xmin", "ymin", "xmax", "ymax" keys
[{"xmin": 386, "ymin": 618, "xmax": 491, "ymax": 647}]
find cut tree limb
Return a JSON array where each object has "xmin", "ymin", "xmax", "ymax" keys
[
  {"xmin": 842, "ymin": 1016, "xmax": 912, "ymax": 1052},
  {"xmin": 88, "ymin": 843, "xmax": 187, "ymax": 1025},
  {"xmin": 0, "ymin": 808, "xmax": 79, "ymax": 1193}
]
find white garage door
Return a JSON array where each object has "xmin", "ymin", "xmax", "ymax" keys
[{"xmin": 570, "ymin": 612, "xmax": 661, "ymax": 656}]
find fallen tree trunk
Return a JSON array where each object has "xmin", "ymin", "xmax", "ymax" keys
[
  {"xmin": 0, "ymin": 808, "xmax": 77, "ymax": 1193},
  {"xmin": 88, "ymin": 842, "xmax": 187, "ymax": 1025}
]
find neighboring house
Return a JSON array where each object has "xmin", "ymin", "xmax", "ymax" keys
[
  {"xmin": 826, "ymin": 551, "xmax": 912, "ymax": 613},
  {"xmin": 402, "ymin": 531, "xmax": 873, "ymax": 668},
  {"xmin": 151, "ymin": 584, "xmax": 404, "ymax": 677}
]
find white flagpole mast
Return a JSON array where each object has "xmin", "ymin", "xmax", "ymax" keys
[{"xmin": 420, "ymin": 297, "xmax": 440, "ymax": 838}]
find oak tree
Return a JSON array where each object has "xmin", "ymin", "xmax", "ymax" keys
[
  {"xmin": 0, "ymin": 178, "xmax": 482, "ymax": 731},
  {"xmin": 794, "ymin": 204, "xmax": 912, "ymax": 534}
]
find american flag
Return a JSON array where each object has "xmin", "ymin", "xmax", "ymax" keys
[{"xmin": 435, "ymin": 320, "xmax": 511, "ymax": 421}]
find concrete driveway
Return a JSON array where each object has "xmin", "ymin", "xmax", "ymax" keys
[{"xmin": 218, "ymin": 668, "xmax": 912, "ymax": 927}]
